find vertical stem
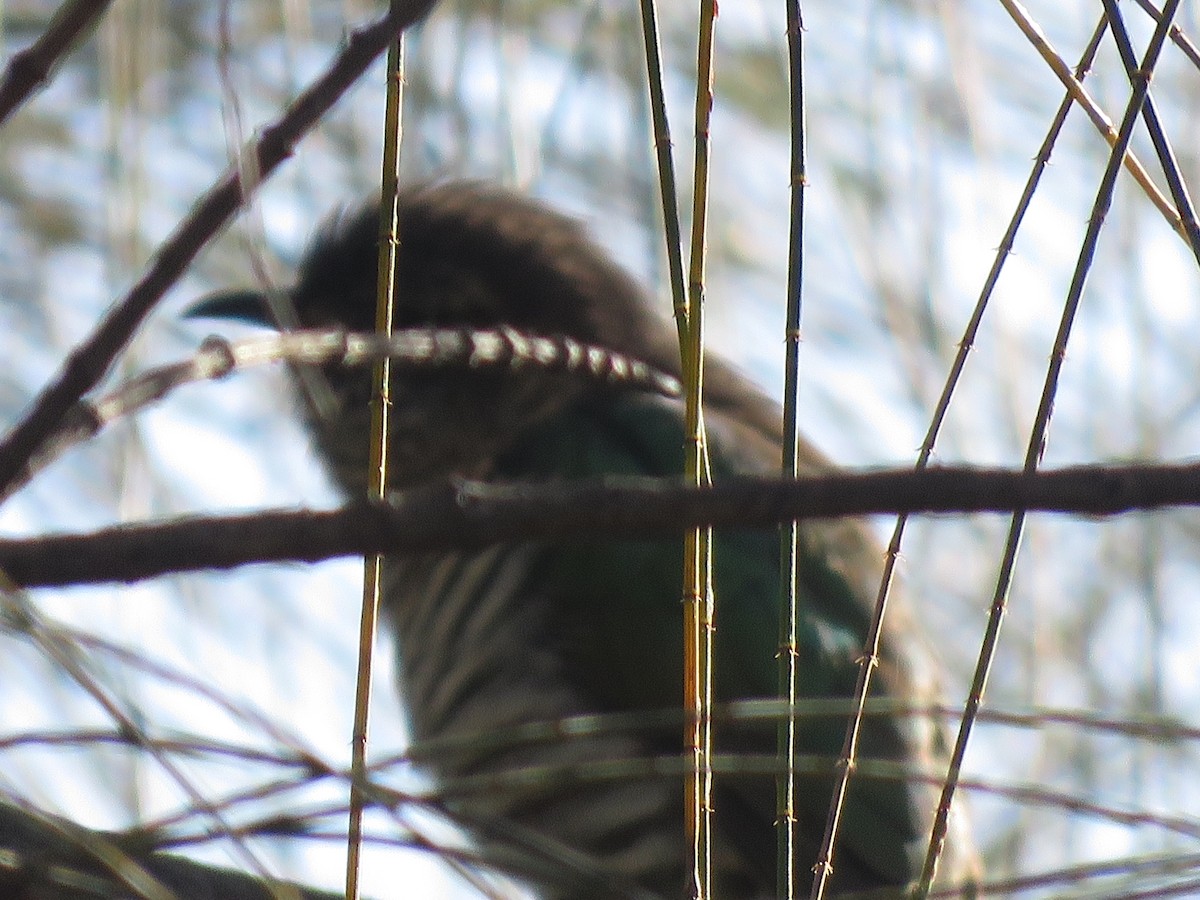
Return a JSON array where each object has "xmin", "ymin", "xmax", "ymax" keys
[
  {"xmin": 778, "ymin": 3, "xmax": 807, "ymax": 898},
  {"xmin": 681, "ymin": 2, "xmax": 719, "ymax": 896},
  {"xmin": 346, "ymin": 21, "xmax": 405, "ymax": 900},
  {"xmin": 636, "ymin": 0, "xmax": 689, "ymax": 347},
  {"xmin": 634, "ymin": 7, "xmax": 719, "ymax": 891}
]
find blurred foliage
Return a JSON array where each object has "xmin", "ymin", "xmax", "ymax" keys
[{"xmin": 2, "ymin": 0, "xmax": 1200, "ymax": 897}]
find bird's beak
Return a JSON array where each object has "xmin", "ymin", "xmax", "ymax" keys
[
  {"xmin": 184, "ymin": 289, "xmax": 275, "ymax": 327},
  {"xmin": 185, "ymin": 288, "xmax": 341, "ymax": 422}
]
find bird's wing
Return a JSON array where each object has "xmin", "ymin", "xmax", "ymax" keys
[{"xmin": 485, "ymin": 383, "xmax": 941, "ymax": 890}]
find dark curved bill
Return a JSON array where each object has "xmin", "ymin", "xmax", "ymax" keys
[{"xmin": 184, "ymin": 289, "xmax": 273, "ymax": 327}]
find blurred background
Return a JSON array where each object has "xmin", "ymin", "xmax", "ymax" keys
[{"xmin": 3, "ymin": 1, "xmax": 1200, "ymax": 896}]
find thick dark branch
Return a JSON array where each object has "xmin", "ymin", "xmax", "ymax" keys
[
  {"xmin": 3, "ymin": 461, "xmax": 1198, "ymax": 589},
  {"xmin": 0, "ymin": 0, "xmax": 440, "ymax": 497},
  {"xmin": 0, "ymin": 0, "xmax": 115, "ymax": 124}
]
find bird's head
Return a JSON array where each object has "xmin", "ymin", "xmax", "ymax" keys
[{"xmin": 189, "ymin": 182, "xmax": 680, "ymax": 492}]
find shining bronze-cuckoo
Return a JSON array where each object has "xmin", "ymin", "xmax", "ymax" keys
[{"xmin": 192, "ymin": 181, "xmax": 977, "ymax": 898}]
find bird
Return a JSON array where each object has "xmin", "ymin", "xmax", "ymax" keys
[{"xmin": 190, "ymin": 181, "xmax": 978, "ymax": 898}]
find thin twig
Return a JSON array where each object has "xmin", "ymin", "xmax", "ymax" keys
[
  {"xmin": 1103, "ymin": 0, "xmax": 1200, "ymax": 263},
  {"xmin": 997, "ymin": 0, "xmax": 1187, "ymax": 242},
  {"xmin": 916, "ymin": 3, "xmax": 1185, "ymax": 894},
  {"xmin": 827, "ymin": 13, "xmax": 1112, "ymax": 897},
  {"xmin": 1134, "ymin": 0, "xmax": 1200, "ymax": 69}
]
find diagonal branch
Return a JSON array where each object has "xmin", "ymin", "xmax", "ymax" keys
[
  {"xmin": 0, "ymin": 0, "xmax": 116, "ymax": 124},
  {"xmin": 0, "ymin": 0, "xmax": 441, "ymax": 498}
]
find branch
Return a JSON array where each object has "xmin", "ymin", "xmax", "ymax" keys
[
  {"xmin": 0, "ymin": 801, "xmax": 343, "ymax": 900},
  {"xmin": 4, "ymin": 327, "xmax": 679, "ymax": 502},
  {"xmin": 0, "ymin": 0, "xmax": 440, "ymax": 497},
  {"xmin": 3, "ymin": 461, "xmax": 1199, "ymax": 588},
  {"xmin": 0, "ymin": 0, "xmax": 115, "ymax": 124}
]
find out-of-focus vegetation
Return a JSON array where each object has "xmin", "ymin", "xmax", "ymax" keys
[{"xmin": 3, "ymin": 1, "xmax": 1200, "ymax": 896}]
